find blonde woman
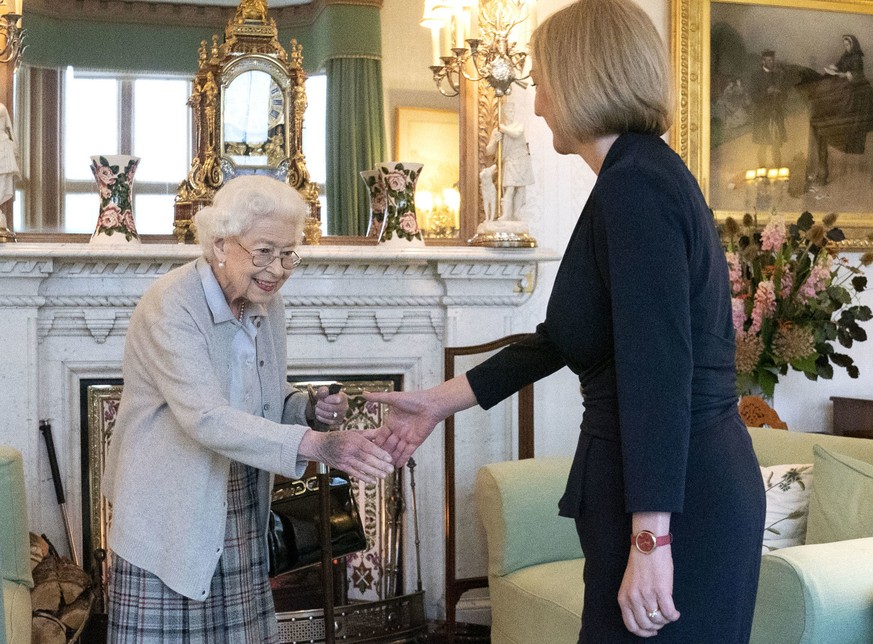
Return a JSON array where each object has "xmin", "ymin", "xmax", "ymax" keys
[{"xmin": 368, "ymin": 1, "xmax": 765, "ymax": 641}]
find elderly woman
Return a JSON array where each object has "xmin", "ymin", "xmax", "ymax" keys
[
  {"xmin": 367, "ymin": 0, "xmax": 765, "ymax": 642},
  {"xmin": 102, "ymin": 175, "xmax": 394, "ymax": 643}
]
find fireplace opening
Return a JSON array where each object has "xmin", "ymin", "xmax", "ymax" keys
[{"xmin": 79, "ymin": 375, "xmax": 406, "ymax": 614}]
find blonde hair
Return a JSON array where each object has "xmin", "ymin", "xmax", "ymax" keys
[
  {"xmin": 194, "ymin": 175, "xmax": 307, "ymax": 260},
  {"xmin": 530, "ymin": 0, "xmax": 672, "ymax": 143}
]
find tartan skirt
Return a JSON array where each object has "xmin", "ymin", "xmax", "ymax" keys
[{"xmin": 107, "ymin": 461, "xmax": 280, "ymax": 643}]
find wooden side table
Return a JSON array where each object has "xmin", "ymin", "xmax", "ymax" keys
[{"xmin": 830, "ymin": 396, "xmax": 873, "ymax": 439}]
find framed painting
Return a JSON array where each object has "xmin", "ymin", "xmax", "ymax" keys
[
  {"xmin": 671, "ymin": 0, "xmax": 873, "ymax": 248},
  {"xmin": 395, "ymin": 106, "xmax": 460, "ymax": 239}
]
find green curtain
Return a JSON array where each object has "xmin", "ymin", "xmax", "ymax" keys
[{"xmin": 326, "ymin": 57, "xmax": 386, "ymax": 236}]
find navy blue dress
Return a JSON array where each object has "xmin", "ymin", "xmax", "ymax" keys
[{"xmin": 467, "ymin": 133, "xmax": 765, "ymax": 642}]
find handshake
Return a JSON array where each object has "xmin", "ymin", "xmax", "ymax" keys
[{"xmin": 301, "ymin": 378, "xmax": 472, "ymax": 485}]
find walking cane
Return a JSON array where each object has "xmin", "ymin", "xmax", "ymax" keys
[
  {"xmin": 39, "ymin": 420, "xmax": 80, "ymax": 566},
  {"xmin": 309, "ymin": 383, "xmax": 343, "ymax": 644}
]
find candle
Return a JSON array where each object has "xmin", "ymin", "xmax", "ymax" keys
[
  {"xmin": 767, "ymin": 168, "xmax": 778, "ymax": 180},
  {"xmin": 756, "ymin": 167, "xmax": 767, "ymax": 178},
  {"xmin": 454, "ymin": 10, "xmax": 465, "ymax": 49},
  {"xmin": 778, "ymin": 167, "xmax": 790, "ymax": 178},
  {"xmin": 744, "ymin": 170, "xmax": 756, "ymax": 181},
  {"xmin": 416, "ymin": 190, "xmax": 434, "ymax": 213},
  {"xmin": 431, "ymin": 26, "xmax": 441, "ymax": 66}
]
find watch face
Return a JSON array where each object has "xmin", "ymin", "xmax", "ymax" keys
[{"xmin": 635, "ymin": 531, "xmax": 656, "ymax": 554}]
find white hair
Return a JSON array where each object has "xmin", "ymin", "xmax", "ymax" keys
[{"xmin": 194, "ymin": 175, "xmax": 308, "ymax": 260}]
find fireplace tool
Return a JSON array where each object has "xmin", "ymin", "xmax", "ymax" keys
[
  {"xmin": 407, "ymin": 457, "xmax": 423, "ymax": 594},
  {"xmin": 309, "ymin": 382, "xmax": 344, "ymax": 644},
  {"xmin": 39, "ymin": 419, "xmax": 80, "ymax": 566}
]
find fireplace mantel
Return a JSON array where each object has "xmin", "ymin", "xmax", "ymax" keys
[{"xmin": 0, "ymin": 241, "xmax": 559, "ymax": 619}]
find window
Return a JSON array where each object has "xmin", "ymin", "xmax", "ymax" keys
[{"xmin": 62, "ymin": 69, "xmax": 192, "ymax": 235}]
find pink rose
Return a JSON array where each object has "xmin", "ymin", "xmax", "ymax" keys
[
  {"xmin": 120, "ymin": 209, "xmax": 136, "ymax": 232},
  {"xmin": 371, "ymin": 191, "xmax": 387, "ymax": 214},
  {"xmin": 98, "ymin": 202, "xmax": 122, "ymax": 229},
  {"xmin": 399, "ymin": 212, "xmax": 419, "ymax": 234},
  {"xmin": 93, "ymin": 165, "xmax": 116, "ymax": 187},
  {"xmin": 384, "ymin": 171, "xmax": 408, "ymax": 192}
]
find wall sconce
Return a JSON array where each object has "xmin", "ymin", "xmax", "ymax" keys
[
  {"xmin": 421, "ymin": 0, "xmax": 534, "ymax": 98},
  {"xmin": 0, "ymin": 0, "xmax": 25, "ymax": 72}
]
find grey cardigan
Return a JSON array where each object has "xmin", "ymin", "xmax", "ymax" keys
[{"xmin": 102, "ymin": 258, "xmax": 309, "ymax": 600}]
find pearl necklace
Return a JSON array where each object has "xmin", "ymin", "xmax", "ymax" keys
[{"xmin": 237, "ymin": 301, "xmax": 246, "ymax": 322}]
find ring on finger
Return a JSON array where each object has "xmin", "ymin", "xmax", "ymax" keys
[{"xmin": 647, "ymin": 608, "xmax": 661, "ymax": 620}]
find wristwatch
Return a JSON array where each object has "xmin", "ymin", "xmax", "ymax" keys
[{"xmin": 632, "ymin": 530, "xmax": 673, "ymax": 554}]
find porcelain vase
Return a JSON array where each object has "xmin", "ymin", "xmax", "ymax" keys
[
  {"xmin": 374, "ymin": 162, "xmax": 424, "ymax": 247},
  {"xmin": 360, "ymin": 169, "xmax": 387, "ymax": 240},
  {"xmin": 89, "ymin": 154, "xmax": 141, "ymax": 245}
]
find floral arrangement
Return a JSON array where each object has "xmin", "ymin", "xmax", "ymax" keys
[
  {"xmin": 724, "ymin": 211, "xmax": 873, "ymax": 398},
  {"xmin": 90, "ymin": 155, "xmax": 139, "ymax": 241}
]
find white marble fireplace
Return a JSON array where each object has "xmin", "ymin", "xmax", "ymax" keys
[{"xmin": 0, "ymin": 241, "xmax": 559, "ymax": 619}]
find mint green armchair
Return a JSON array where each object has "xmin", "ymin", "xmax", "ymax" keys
[
  {"xmin": 475, "ymin": 429, "xmax": 873, "ymax": 644},
  {"xmin": 0, "ymin": 445, "xmax": 33, "ymax": 644}
]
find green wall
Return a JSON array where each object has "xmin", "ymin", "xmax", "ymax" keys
[{"xmin": 24, "ymin": 4, "xmax": 381, "ymax": 74}]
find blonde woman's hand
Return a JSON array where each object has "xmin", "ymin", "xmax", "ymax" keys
[
  {"xmin": 618, "ymin": 547, "xmax": 680, "ymax": 637},
  {"xmin": 362, "ymin": 389, "xmax": 442, "ymax": 467}
]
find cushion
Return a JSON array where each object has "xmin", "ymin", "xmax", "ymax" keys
[
  {"xmin": 806, "ymin": 444, "xmax": 873, "ymax": 545},
  {"xmin": 751, "ymin": 538, "xmax": 873, "ymax": 644},
  {"xmin": 3, "ymin": 578, "xmax": 32, "ymax": 644},
  {"xmin": 489, "ymin": 558, "xmax": 583, "ymax": 644},
  {"xmin": 0, "ymin": 447, "xmax": 33, "ymax": 587},
  {"xmin": 760, "ymin": 463, "xmax": 814, "ymax": 553}
]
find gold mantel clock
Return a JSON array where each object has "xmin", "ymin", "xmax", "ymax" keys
[{"xmin": 173, "ymin": 0, "xmax": 319, "ymax": 243}]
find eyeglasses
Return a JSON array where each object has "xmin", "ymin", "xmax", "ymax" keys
[{"xmin": 234, "ymin": 240, "xmax": 302, "ymax": 270}]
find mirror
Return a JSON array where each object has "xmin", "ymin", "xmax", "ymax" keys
[
  {"xmin": 223, "ymin": 71, "xmax": 286, "ymax": 167},
  {"xmin": 12, "ymin": 0, "xmax": 460, "ymax": 241}
]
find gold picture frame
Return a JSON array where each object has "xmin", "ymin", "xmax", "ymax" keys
[
  {"xmin": 394, "ymin": 106, "xmax": 461, "ymax": 239},
  {"xmin": 671, "ymin": 0, "xmax": 873, "ymax": 249}
]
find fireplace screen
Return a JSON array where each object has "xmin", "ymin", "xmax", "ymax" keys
[{"xmin": 81, "ymin": 376, "xmax": 402, "ymax": 607}]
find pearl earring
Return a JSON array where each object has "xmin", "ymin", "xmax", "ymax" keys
[{"xmin": 218, "ymin": 261, "xmax": 225, "ymax": 268}]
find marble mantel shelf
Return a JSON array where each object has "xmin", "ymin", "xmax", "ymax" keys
[
  {"xmin": 0, "ymin": 243, "xmax": 561, "ymax": 343},
  {"xmin": 0, "ymin": 242, "xmax": 559, "ymax": 262}
]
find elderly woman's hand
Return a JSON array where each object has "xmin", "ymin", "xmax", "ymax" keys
[
  {"xmin": 311, "ymin": 385, "xmax": 349, "ymax": 427},
  {"xmin": 298, "ymin": 428, "xmax": 395, "ymax": 484}
]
